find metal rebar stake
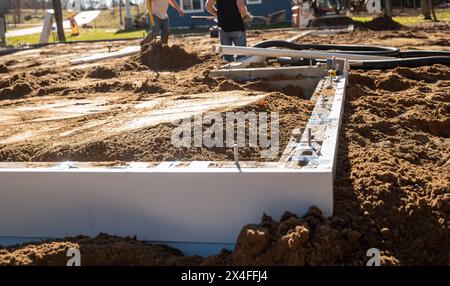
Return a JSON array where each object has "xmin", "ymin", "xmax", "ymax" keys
[
  {"xmin": 308, "ymin": 128, "xmax": 312, "ymax": 146},
  {"xmin": 233, "ymin": 144, "xmax": 241, "ymax": 170}
]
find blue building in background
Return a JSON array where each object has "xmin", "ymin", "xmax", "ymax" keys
[{"xmin": 167, "ymin": 0, "xmax": 292, "ymax": 29}]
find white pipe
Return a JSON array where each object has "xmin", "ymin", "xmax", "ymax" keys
[
  {"xmin": 213, "ymin": 45, "xmax": 392, "ymax": 61},
  {"xmin": 70, "ymin": 46, "xmax": 140, "ymax": 65}
]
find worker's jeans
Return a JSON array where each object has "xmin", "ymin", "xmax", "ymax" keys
[
  {"xmin": 219, "ymin": 30, "xmax": 247, "ymax": 62},
  {"xmin": 146, "ymin": 14, "xmax": 170, "ymax": 44}
]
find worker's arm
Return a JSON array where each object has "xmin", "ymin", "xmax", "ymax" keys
[
  {"xmin": 205, "ymin": 0, "xmax": 217, "ymax": 16},
  {"xmin": 236, "ymin": 0, "xmax": 251, "ymax": 19},
  {"xmin": 169, "ymin": 0, "xmax": 185, "ymax": 17}
]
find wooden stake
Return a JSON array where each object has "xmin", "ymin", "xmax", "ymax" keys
[{"xmin": 51, "ymin": 0, "xmax": 65, "ymax": 42}]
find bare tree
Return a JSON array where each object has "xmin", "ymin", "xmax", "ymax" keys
[
  {"xmin": 385, "ymin": 0, "xmax": 393, "ymax": 17},
  {"xmin": 421, "ymin": 0, "xmax": 438, "ymax": 21},
  {"xmin": 119, "ymin": 0, "xmax": 123, "ymax": 26},
  {"xmin": 33, "ymin": 0, "xmax": 38, "ymax": 13},
  {"xmin": 429, "ymin": 0, "xmax": 438, "ymax": 21},
  {"xmin": 52, "ymin": 0, "xmax": 66, "ymax": 42},
  {"xmin": 15, "ymin": 0, "xmax": 21, "ymax": 25},
  {"xmin": 111, "ymin": 0, "xmax": 117, "ymax": 16},
  {"xmin": 421, "ymin": 0, "xmax": 431, "ymax": 19}
]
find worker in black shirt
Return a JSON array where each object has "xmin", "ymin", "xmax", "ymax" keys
[{"xmin": 206, "ymin": 0, "xmax": 252, "ymax": 62}]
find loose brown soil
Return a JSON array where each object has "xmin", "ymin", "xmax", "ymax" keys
[
  {"xmin": 220, "ymin": 64, "xmax": 450, "ymax": 266},
  {"xmin": 140, "ymin": 42, "xmax": 203, "ymax": 70},
  {"xmin": 0, "ymin": 233, "xmax": 202, "ymax": 266},
  {"xmin": 0, "ymin": 64, "xmax": 8, "ymax": 74},
  {"xmin": 0, "ymin": 60, "xmax": 312, "ymax": 162},
  {"xmin": 359, "ymin": 16, "xmax": 403, "ymax": 31},
  {"xmin": 0, "ymin": 34, "xmax": 315, "ymax": 162},
  {"xmin": 88, "ymin": 66, "xmax": 118, "ymax": 79},
  {"xmin": 0, "ymin": 23, "xmax": 449, "ymax": 265}
]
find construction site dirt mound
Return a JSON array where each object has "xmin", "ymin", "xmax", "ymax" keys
[
  {"xmin": 0, "ymin": 64, "xmax": 8, "ymax": 74},
  {"xmin": 2, "ymin": 65, "xmax": 448, "ymax": 266},
  {"xmin": 0, "ymin": 233, "xmax": 203, "ymax": 266},
  {"xmin": 2, "ymin": 91, "xmax": 312, "ymax": 163},
  {"xmin": 0, "ymin": 52, "xmax": 316, "ymax": 163},
  {"xmin": 88, "ymin": 66, "xmax": 118, "ymax": 79},
  {"xmin": 394, "ymin": 66, "xmax": 450, "ymax": 82},
  {"xmin": 0, "ymin": 29, "xmax": 449, "ymax": 266},
  {"xmin": 428, "ymin": 38, "xmax": 450, "ymax": 46},
  {"xmin": 0, "ymin": 69, "xmax": 87, "ymax": 100},
  {"xmin": 224, "ymin": 208, "xmax": 349, "ymax": 266},
  {"xmin": 375, "ymin": 74, "xmax": 413, "ymax": 91},
  {"xmin": 140, "ymin": 42, "xmax": 202, "ymax": 71},
  {"xmin": 360, "ymin": 16, "xmax": 403, "ymax": 31},
  {"xmin": 212, "ymin": 65, "xmax": 450, "ymax": 266},
  {"xmin": 0, "ymin": 80, "xmax": 33, "ymax": 100}
]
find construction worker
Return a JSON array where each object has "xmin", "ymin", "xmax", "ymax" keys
[
  {"xmin": 67, "ymin": 10, "xmax": 79, "ymax": 36},
  {"xmin": 141, "ymin": 0, "xmax": 185, "ymax": 46},
  {"xmin": 206, "ymin": 0, "xmax": 252, "ymax": 62}
]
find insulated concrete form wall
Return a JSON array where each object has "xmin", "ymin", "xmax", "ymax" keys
[
  {"xmin": 0, "ymin": 169, "xmax": 332, "ymax": 243},
  {"xmin": 0, "ymin": 66, "xmax": 346, "ymax": 244}
]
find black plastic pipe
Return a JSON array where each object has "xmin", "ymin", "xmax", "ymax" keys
[
  {"xmin": 253, "ymin": 40, "xmax": 401, "ymax": 57},
  {"xmin": 399, "ymin": 50, "xmax": 450, "ymax": 58},
  {"xmin": 355, "ymin": 57, "xmax": 450, "ymax": 69},
  {"xmin": 255, "ymin": 40, "xmax": 450, "ymax": 69}
]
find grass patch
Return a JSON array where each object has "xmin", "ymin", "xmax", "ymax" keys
[
  {"xmin": 5, "ymin": 8, "xmax": 141, "ymax": 30},
  {"xmin": 89, "ymin": 8, "xmax": 142, "ymax": 29},
  {"xmin": 6, "ymin": 29, "xmax": 147, "ymax": 46},
  {"xmin": 352, "ymin": 8, "xmax": 450, "ymax": 26},
  {"xmin": 6, "ymin": 22, "xmax": 292, "ymax": 46}
]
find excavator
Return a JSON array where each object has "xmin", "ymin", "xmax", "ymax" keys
[{"xmin": 292, "ymin": 0, "xmax": 382, "ymax": 28}]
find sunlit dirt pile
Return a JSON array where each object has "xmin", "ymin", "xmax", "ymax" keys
[
  {"xmin": 205, "ymin": 207, "xmax": 355, "ymax": 266},
  {"xmin": 1, "ymin": 65, "xmax": 448, "ymax": 266},
  {"xmin": 0, "ymin": 87, "xmax": 312, "ymax": 162},
  {"xmin": 0, "ymin": 50, "xmax": 313, "ymax": 162},
  {"xmin": 29, "ymin": 93, "xmax": 311, "ymax": 162},
  {"xmin": 210, "ymin": 64, "xmax": 449, "ymax": 266},
  {"xmin": 0, "ymin": 64, "xmax": 8, "ymax": 74},
  {"xmin": 112, "ymin": 93, "xmax": 311, "ymax": 162},
  {"xmin": 88, "ymin": 66, "xmax": 118, "ymax": 79},
  {"xmin": 140, "ymin": 42, "xmax": 202, "ymax": 70},
  {"xmin": 0, "ymin": 69, "xmax": 84, "ymax": 100},
  {"xmin": 1, "ymin": 25, "xmax": 449, "ymax": 266},
  {"xmin": 0, "ymin": 233, "xmax": 203, "ymax": 266}
]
